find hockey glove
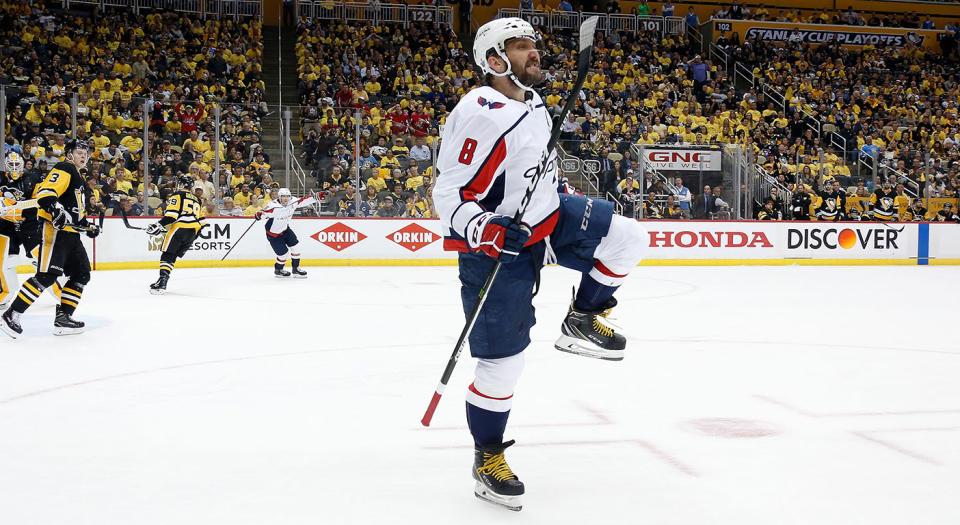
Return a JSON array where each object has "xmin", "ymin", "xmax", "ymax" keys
[
  {"xmin": 85, "ymin": 225, "xmax": 101, "ymax": 239},
  {"xmin": 48, "ymin": 206, "xmax": 69, "ymax": 230},
  {"xmin": 145, "ymin": 222, "xmax": 166, "ymax": 236},
  {"xmin": 467, "ymin": 213, "xmax": 532, "ymax": 263},
  {"xmin": 254, "ymin": 210, "xmax": 263, "ymax": 220}
]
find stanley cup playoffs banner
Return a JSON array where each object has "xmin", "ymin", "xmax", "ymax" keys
[{"xmin": 713, "ymin": 20, "xmax": 946, "ymax": 49}]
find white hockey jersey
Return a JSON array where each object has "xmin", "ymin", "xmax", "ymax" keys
[
  {"xmin": 260, "ymin": 195, "xmax": 317, "ymax": 236},
  {"xmin": 432, "ymin": 85, "xmax": 560, "ymax": 252}
]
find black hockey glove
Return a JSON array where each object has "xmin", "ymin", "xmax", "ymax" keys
[
  {"xmin": 85, "ymin": 225, "xmax": 101, "ymax": 238},
  {"xmin": 49, "ymin": 206, "xmax": 69, "ymax": 230},
  {"xmin": 145, "ymin": 222, "xmax": 166, "ymax": 236}
]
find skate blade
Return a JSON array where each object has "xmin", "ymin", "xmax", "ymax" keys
[
  {"xmin": 274, "ymin": 274, "xmax": 290, "ymax": 279},
  {"xmin": 474, "ymin": 482, "xmax": 522, "ymax": 511},
  {"xmin": 149, "ymin": 288, "xmax": 165, "ymax": 295},
  {"xmin": 0, "ymin": 322, "xmax": 20, "ymax": 340},
  {"xmin": 292, "ymin": 274, "xmax": 308, "ymax": 279},
  {"xmin": 52, "ymin": 326, "xmax": 85, "ymax": 336},
  {"xmin": 554, "ymin": 335, "xmax": 624, "ymax": 361}
]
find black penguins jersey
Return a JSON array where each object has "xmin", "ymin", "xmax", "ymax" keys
[
  {"xmin": 34, "ymin": 161, "xmax": 87, "ymax": 233},
  {"xmin": 904, "ymin": 205, "xmax": 928, "ymax": 221},
  {"xmin": 159, "ymin": 191, "xmax": 206, "ymax": 231},
  {"xmin": 816, "ymin": 190, "xmax": 841, "ymax": 221},
  {"xmin": 1, "ymin": 170, "xmax": 43, "ymax": 223},
  {"xmin": 871, "ymin": 189, "xmax": 897, "ymax": 220}
]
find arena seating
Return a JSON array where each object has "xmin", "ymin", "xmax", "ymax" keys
[{"xmin": 0, "ymin": 4, "xmax": 268, "ymax": 217}]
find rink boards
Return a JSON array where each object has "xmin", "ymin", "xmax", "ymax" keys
[{"xmin": 40, "ymin": 218, "xmax": 960, "ymax": 270}]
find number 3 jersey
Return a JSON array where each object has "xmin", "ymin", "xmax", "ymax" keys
[
  {"xmin": 35, "ymin": 161, "xmax": 88, "ymax": 234},
  {"xmin": 432, "ymin": 86, "xmax": 560, "ymax": 252}
]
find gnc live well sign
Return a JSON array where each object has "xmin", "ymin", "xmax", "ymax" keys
[{"xmin": 643, "ymin": 149, "xmax": 721, "ymax": 171}]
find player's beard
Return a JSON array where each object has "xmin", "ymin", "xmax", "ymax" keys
[{"xmin": 512, "ymin": 60, "xmax": 544, "ymax": 87}]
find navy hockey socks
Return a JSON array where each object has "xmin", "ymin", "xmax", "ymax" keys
[
  {"xmin": 466, "ymin": 402, "xmax": 510, "ymax": 447},
  {"xmin": 574, "ymin": 274, "xmax": 618, "ymax": 312}
]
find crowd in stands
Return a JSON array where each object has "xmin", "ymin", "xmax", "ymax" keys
[
  {"xmin": 294, "ymin": 5, "xmax": 960, "ymax": 222},
  {"xmin": 720, "ymin": 20, "xmax": 960, "ymax": 219},
  {"xmin": 295, "ymin": 18, "xmax": 465, "ymax": 217},
  {"xmin": 0, "ymin": 4, "xmax": 271, "ymax": 218}
]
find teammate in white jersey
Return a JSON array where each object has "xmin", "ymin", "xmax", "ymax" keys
[
  {"xmin": 432, "ymin": 17, "xmax": 646, "ymax": 511},
  {"xmin": 256, "ymin": 188, "xmax": 317, "ymax": 278}
]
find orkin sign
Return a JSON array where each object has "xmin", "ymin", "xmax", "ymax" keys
[
  {"xmin": 387, "ymin": 223, "xmax": 440, "ymax": 252},
  {"xmin": 642, "ymin": 149, "xmax": 721, "ymax": 171},
  {"xmin": 311, "ymin": 222, "xmax": 367, "ymax": 251}
]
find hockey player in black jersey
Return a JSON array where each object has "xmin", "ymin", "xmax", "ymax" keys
[
  {"xmin": 904, "ymin": 199, "xmax": 928, "ymax": 221},
  {"xmin": 1, "ymin": 140, "xmax": 100, "ymax": 339},
  {"xmin": 146, "ymin": 176, "xmax": 206, "ymax": 294},
  {"xmin": 934, "ymin": 202, "xmax": 960, "ymax": 223},
  {"xmin": 815, "ymin": 184, "xmax": 842, "ymax": 221},
  {"xmin": 0, "ymin": 150, "xmax": 65, "ymax": 309},
  {"xmin": 870, "ymin": 181, "xmax": 898, "ymax": 221}
]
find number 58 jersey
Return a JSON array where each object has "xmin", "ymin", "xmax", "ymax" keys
[{"xmin": 432, "ymin": 86, "xmax": 560, "ymax": 252}]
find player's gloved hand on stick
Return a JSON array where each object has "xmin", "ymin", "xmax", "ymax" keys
[
  {"xmin": 255, "ymin": 210, "xmax": 263, "ymax": 220},
  {"xmin": 85, "ymin": 225, "xmax": 101, "ymax": 238},
  {"xmin": 49, "ymin": 206, "xmax": 69, "ymax": 230},
  {"xmin": 145, "ymin": 222, "xmax": 166, "ymax": 236},
  {"xmin": 468, "ymin": 212, "xmax": 532, "ymax": 263}
]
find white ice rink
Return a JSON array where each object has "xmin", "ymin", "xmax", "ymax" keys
[{"xmin": 1, "ymin": 264, "xmax": 959, "ymax": 524}]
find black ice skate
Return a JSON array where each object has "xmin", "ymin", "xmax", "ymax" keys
[
  {"xmin": 1, "ymin": 309, "xmax": 22, "ymax": 339},
  {"xmin": 473, "ymin": 440, "xmax": 524, "ymax": 511},
  {"xmin": 53, "ymin": 306, "xmax": 85, "ymax": 336},
  {"xmin": 149, "ymin": 274, "xmax": 169, "ymax": 295},
  {"xmin": 291, "ymin": 267, "xmax": 307, "ymax": 278},
  {"xmin": 274, "ymin": 265, "xmax": 291, "ymax": 278},
  {"xmin": 554, "ymin": 296, "xmax": 626, "ymax": 361}
]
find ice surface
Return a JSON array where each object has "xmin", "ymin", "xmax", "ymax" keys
[{"xmin": 1, "ymin": 265, "xmax": 958, "ymax": 524}]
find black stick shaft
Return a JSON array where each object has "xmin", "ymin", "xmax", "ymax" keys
[{"xmin": 220, "ymin": 218, "xmax": 259, "ymax": 261}]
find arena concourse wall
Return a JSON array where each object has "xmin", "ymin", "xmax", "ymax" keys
[{"xmin": 42, "ymin": 217, "xmax": 959, "ymax": 271}]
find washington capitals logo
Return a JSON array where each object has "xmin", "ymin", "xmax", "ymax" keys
[{"xmin": 477, "ymin": 96, "xmax": 505, "ymax": 110}]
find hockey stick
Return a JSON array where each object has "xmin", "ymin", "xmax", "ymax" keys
[
  {"xmin": 421, "ymin": 16, "xmax": 599, "ymax": 427},
  {"xmin": 119, "ymin": 206, "xmax": 145, "ymax": 230},
  {"xmin": 220, "ymin": 216, "xmax": 260, "ymax": 261},
  {"xmin": 0, "ymin": 199, "xmax": 38, "ymax": 215}
]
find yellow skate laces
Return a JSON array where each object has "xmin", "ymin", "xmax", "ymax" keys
[{"xmin": 478, "ymin": 453, "xmax": 517, "ymax": 482}]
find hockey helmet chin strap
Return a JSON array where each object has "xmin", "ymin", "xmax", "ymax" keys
[{"xmin": 487, "ymin": 52, "xmax": 538, "ymax": 96}]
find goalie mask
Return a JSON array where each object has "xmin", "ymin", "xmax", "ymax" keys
[
  {"xmin": 4, "ymin": 151, "xmax": 24, "ymax": 181},
  {"xmin": 473, "ymin": 17, "xmax": 543, "ymax": 93}
]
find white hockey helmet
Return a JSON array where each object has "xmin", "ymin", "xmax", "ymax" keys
[
  {"xmin": 278, "ymin": 187, "xmax": 292, "ymax": 199},
  {"xmin": 4, "ymin": 150, "xmax": 25, "ymax": 180},
  {"xmin": 473, "ymin": 17, "xmax": 541, "ymax": 91}
]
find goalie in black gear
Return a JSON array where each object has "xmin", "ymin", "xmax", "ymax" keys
[
  {"xmin": 0, "ymin": 150, "xmax": 65, "ymax": 309},
  {"xmin": 1, "ymin": 140, "xmax": 100, "ymax": 339},
  {"xmin": 146, "ymin": 176, "xmax": 206, "ymax": 294}
]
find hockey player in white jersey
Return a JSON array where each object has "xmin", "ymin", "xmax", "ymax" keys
[
  {"xmin": 255, "ymin": 188, "xmax": 317, "ymax": 278},
  {"xmin": 431, "ymin": 17, "xmax": 645, "ymax": 511}
]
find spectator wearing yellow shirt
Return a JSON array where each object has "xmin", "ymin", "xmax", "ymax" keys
[
  {"xmin": 119, "ymin": 128, "xmax": 144, "ymax": 159},
  {"xmin": 243, "ymin": 194, "xmax": 265, "ymax": 217},
  {"xmin": 233, "ymin": 184, "xmax": 254, "ymax": 209},
  {"xmin": 404, "ymin": 165, "xmax": 424, "ymax": 191}
]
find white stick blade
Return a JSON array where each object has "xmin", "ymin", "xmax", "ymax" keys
[{"xmin": 579, "ymin": 16, "xmax": 598, "ymax": 52}]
